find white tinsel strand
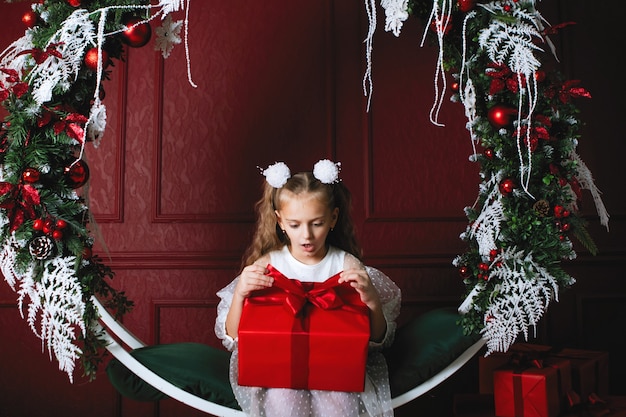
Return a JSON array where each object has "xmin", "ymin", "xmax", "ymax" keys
[
  {"xmin": 420, "ymin": 0, "xmax": 453, "ymax": 127},
  {"xmin": 458, "ymin": 11, "xmax": 478, "ymax": 155},
  {"xmin": 363, "ymin": 0, "xmax": 377, "ymax": 111}
]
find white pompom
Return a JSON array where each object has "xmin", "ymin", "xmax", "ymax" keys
[
  {"xmin": 262, "ymin": 162, "xmax": 291, "ymax": 188},
  {"xmin": 313, "ymin": 159, "xmax": 341, "ymax": 184}
]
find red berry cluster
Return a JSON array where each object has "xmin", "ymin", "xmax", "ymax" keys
[
  {"xmin": 553, "ymin": 205, "xmax": 571, "ymax": 240},
  {"xmin": 33, "ymin": 217, "xmax": 67, "ymax": 241}
]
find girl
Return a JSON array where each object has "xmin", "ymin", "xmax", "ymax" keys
[{"xmin": 215, "ymin": 159, "xmax": 401, "ymax": 417}]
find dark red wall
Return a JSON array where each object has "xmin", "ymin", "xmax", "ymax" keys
[{"xmin": 0, "ymin": 1, "xmax": 624, "ymax": 416}]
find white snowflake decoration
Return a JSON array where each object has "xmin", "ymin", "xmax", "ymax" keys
[{"xmin": 155, "ymin": 14, "xmax": 183, "ymax": 58}]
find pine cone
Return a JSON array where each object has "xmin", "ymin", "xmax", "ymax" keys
[
  {"xmin": 533, "ymin": 199, "xmax": 550, "ymax": 217},
  {"xmin": 29, "ymin": 236, "xmax": 55, "ymax": 260}
]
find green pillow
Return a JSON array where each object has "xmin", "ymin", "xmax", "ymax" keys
[
  {"xmin": 106, "ymin": 342, "xmax": 240, "ymax": 410},
  {"xmin": 384, "ymin": 307, "xmax": 481, "ymax": 397}
]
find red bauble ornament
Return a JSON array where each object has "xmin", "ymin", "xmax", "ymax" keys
[
  {"xmin": 55, "ymin": 219, "xmax": 68, "ymax": 229},
  {"xmin": 499, "ymin": 178, "xmax": 515, "ymax": 195},
  {"xmin": 22, "ymin": 11, "xmax": 38, "ymax": 28},
  {"xmin": 52, "ymin": 230, "xmax": 64, "ymax": 240},
  {"xmin": 483, "ymin": 148, "xmax": 494, "ymax": 159},
  {"xmin": 488, "ymin": 105, "xmax": 516, "ymax": 128},
  {"xmin": 67, "ymin": 0, "xmax": 81, "ymax": 6},
  {"xmin": 64, "ymin": 160, "xmax": 90, "ymax": 188},
  {"xmin": 457, "ymin": 0, "xmax": 476, "ymax": 12},
  {"xmin": 22, "ymin": 167, "xmax": 40, "ymax": 183},
  {"xmin": 534, "ymin": 70, "xmax": 546, "ymax": 83},
  {"xmin": 122, "ymin": 17, "xmax": 152, "ymax": 48},
  {"xmin": 84, "ymin": 48, "xmax": 109, "ymax": 72},
  {"xmin": 450, "ymin": 81, "xmax": 459, "ymax": 92},
  {"xmin": 459, "ymin": 266, "xmax": 471, "ymax": 278}
]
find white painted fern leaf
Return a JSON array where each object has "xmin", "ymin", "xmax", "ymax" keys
[
  {"xmin": 481, "ymin": 247, "xmax": 562, "ymax": 354},
  {"xmin": 17, "ymin": 256, "xmax": 86, "ymax": 382},
  {"xmin": 477, "ymin": 3, "xmax": 544, "ymax": 75},
  {"xmin": 27, "ymin": 9, "xmax": 95, "ymax": 105}
]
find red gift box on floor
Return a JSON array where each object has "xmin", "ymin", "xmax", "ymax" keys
[
  {"xmin": 238, "ymin": 265, "xmax": 370, "ymax": 392},
  {"xmin": 480, "ymin": 343, "xmax": 553, "ymax": 394},
  {"xmin": 551, "ymin": 348, "xmax": 609, "ymax": 400},
  {"xmin": 493, "ymin": 357, "xmax": 571, "ymax": 417}
]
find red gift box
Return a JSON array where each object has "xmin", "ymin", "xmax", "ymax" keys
[
  {"xmin": 552, "ymin": 348, "xmax": 609, "ymax": 399},
  {"xmin": 493, "ymin": 357, "xmax": 571, "ymax": 417},
  {"xmin": 237, "ymin": 265, "xmax": 370, "ymax": 392},
  {"xmin": 480, "ymin": 343, "xmax": 553, "ymax": 394}
]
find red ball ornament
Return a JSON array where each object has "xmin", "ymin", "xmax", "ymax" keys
[
  {"xmin": 534, "ymin": 70, "xmax": 546, "ymax": 83},
  {"xmin": 67, "ymin": 0, "xmax": 81, "ymax": 6},
  {"xmin": 499, "ymin": 178, "xmax": 515, "ymax": 195},
  {"xmin": 52, "ymin": 230, "xmax": 64, "ymax": 241},
  {"xmin": 22, "ymin": 167, "xmax": 40, "ymax": 183},
  {"xmin": 450, "ymin": 81, "xmax": 460, "ymax": 92},
  {"xmin": 122, "ymin": 17, "xmax": 152, "ymax": 48},
  {"xmin": 84, "ymin": 48, "xmax": 109, "ymax": 72},
  {"xmin": 487, "ymin": 105, "xmax": 516, "ymax": 128},
  {"xmin": 64, "ymin": 160, "xmax": 90, "ymax": 188},
  {"xmin": 483, "ymin": 148, "xmax": 494, "ymax": 159},
  {"xmin": 22, "ymin": 11, "xmax": 38, "ymax": 28},
  {"xmin": 457, "ymin": 0, "xmax": 476, "ymax": 12},
  {"xmin": 55, "ymin": 219, "xmax": 68, "ymax": 229},
  {"xmin": 459, "ymin": 266, "xmax": 471, "ymax": 278}
]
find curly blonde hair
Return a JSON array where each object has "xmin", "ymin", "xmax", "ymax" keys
[{"xmin": 241, "ymin": 171, "xmax": 362, "ymax": 269}]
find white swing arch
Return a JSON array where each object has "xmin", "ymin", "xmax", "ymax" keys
[{"xmin": 92, "ymin": 296, "xmax": 485, "ymax": 416}]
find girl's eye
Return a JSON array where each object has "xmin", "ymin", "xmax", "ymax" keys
[{"xmin": 313, "ymin": 223, "xmax": 323, "ymax": 227}]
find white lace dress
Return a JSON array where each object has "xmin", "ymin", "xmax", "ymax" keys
[{"xmin": 215, "ymin": 246, "xmax": 401, "ymax": 417}]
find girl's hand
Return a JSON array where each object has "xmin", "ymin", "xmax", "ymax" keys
[
  {"xmin": 339, "ymin": 268, "xmax": 381, "ymax": 310},
  {"xmin": 235, "ymin": 264, "xmax": 274, "ymax": 299}
]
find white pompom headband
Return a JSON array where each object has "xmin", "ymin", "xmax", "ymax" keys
[{"xmin": 260, "ymin": 159, "xmax": 341, "ymax": 188}]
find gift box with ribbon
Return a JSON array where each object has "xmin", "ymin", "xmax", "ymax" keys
[
  {"xmin": 493, "ymin": 355, "xmax": 572, "ymax": 417},
  {"xmin": 479, "ymin": 343, "xmax": 553, "ymax": 394},
  {"xmin": 237, "ymin": 265, "xmax": 370, "ymax": 392},
  {"xmin": 551, "ymin": 348, "xmax": 610, "ymax": 400}
]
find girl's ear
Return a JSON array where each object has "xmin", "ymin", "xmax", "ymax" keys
[
  {"xmin": 275, "ymin": 210, "xmax": 283, "ymax": 230},
  {"xmin": 331, "ymin": 207, "xmax": 339, "ymax": 228}
]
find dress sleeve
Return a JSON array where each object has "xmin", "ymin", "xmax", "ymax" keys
[
  {"xmin": 365, "ymin": 266, "xmax": 401, "ymax": 349},
  {"xmin": 343, "ymin": 253, "xmax": 402, "ymax": 350},
  {"xmin": 214, "ymin": 276, "xmax": 239, "ymax": 351}
]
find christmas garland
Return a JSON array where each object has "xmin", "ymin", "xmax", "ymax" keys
[
  {"xmin": 0, "ymin": 0, "xmax": 609, "ymax": 383},
  {"xmin": 367, "ymin": 0, "xmax": 608, "ymax": 354},
  {"xmin": 0, "ymin": 0, "xmax": 189, "ymax": 381}
]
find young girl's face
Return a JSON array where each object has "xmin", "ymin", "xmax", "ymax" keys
[{"xmin": 275, "ymin": 191, "xmax": 338, "ymax": 265}]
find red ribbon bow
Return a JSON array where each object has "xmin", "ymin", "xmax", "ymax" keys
[
  {"xmin": 545, "ymin": 79, "xmax": 592, "ymax": 104},
  {"xmin": 252, "ymin": 265, "xmax": 366, "ymax": 317},
  {"xmin": 486, "ymin": 62, "xmax": 527, "ymax": 95},
  {"xmin": 18, "ymin": 43, "xmax": 63, "ymax": 65},
  {"xmin": 0, "ymin": 182, "xmax": 41, "ymax": 232}
]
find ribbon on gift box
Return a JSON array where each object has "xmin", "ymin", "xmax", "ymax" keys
[
  {"xmin": 507, "ymin": 351, "xmax": 572, "ymax": 417},
  {"xmin": 256, "ymin": 264, "xmax": 366, "ymax": 316},
  {"xmin": 244, "ymin": 265, "xmax": 368, "ymax": 388}
]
